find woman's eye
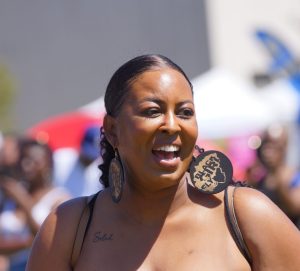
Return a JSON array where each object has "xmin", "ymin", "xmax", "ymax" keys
[
  {"xmin": 178, "ymin": 108, "xmax": 194, "ymax": 118},
  {"xmin": 142, "ymin": 108, "xmax": 161, "ymax": 118}
]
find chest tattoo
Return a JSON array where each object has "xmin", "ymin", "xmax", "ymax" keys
[{"xmin": 93, "ymin": 231, "xmax": 114, "ymax": 242}]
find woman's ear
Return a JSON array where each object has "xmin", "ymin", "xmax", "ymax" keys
[{"xmin": 103, "ymin": 114, "xmax": 118, "ymax": 148}]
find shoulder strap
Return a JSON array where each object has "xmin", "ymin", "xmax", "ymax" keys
[
  {"xmin": 224, "ymin": 186, "xmax": 252, "ymax": 265},
  {"xmin": 70, "ymin": 193, "xmax": 98, "ymax": 268}
]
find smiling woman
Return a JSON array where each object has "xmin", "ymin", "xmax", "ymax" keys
[{"xmin": 26, "ymin": 55, "xmax": 300, "ymax": 271}]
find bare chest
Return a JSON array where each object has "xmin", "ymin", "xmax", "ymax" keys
[{"xmin": 74, "ymin": 218, "xmax": 250, "ymax": 271}]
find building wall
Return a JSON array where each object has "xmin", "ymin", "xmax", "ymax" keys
[
  {"xmin": 0, "ymin": 0, "xmax": 210, "ymax": 130},
  {"xmin": 206, "ymin": 0, "xmax": 300, "ymax": 79}
]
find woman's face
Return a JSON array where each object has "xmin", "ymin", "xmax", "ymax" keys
[
  {"xmin": 20, "ymin": 146, "xmax": 49, "ymax": 184},
  {"xmin": 259, "ymin": 139, "xmax": 286, "ymax": 169},
  {"xmin": 112, "ymin": 68, "xmax": 198, "ymax": 191}
]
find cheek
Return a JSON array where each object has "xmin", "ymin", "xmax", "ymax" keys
[
  {"xmin": 184, "ymin": 120, "xmax": 198, "ymax": 143},
  {"xmin": 117, "ymin": 117, "xmax": 159, "ymax": 146},
  {"xmin": 116, "ymin": 126, "xmax": 151, "ymax": 171},
  {"xmin": 182, "ymin": 121, "xmax": 198, "ymax": 159},
  {"xmin": 191, "ymin": 120, "xmax": 198, "ymax": 140}
]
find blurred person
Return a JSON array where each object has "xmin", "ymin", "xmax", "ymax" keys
[
  {"xmin": 53, "ymin": 125, "xmax": 103, "ymax": 198},
  {"xmin": 0, "ymin": 139, "xmax": 70, "ymax": 271},
  {"xmin": 0, "ymin": 133, "xmax": 22, "ymax": 271},
  {"xmin": 27, "ymin": 55, "xmax": 300, "ymax": 271},
  {"xmin": 246, "ymin": 124, "xmax": 300, "ymax": 227},
  {"xmin": 0, "ymin": 132, "xmax": 22, "ymax": 181}
]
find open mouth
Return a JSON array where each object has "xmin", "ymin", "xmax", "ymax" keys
[{"xmin": 152, "ymin": 145, "xmax": 180, "ymax": 160}]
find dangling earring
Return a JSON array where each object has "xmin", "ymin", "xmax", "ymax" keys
[
  {"xmin": 188, "ymin": 145, "xmax": 233, "ymax": 194},
  {"xmin": 108, "ymin": 149, "xmax": 125, "ymax": 203}
]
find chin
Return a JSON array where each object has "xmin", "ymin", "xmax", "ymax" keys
[{"xmin": 154, "ymin": 170, "xmax": 187, "ymax": 186}]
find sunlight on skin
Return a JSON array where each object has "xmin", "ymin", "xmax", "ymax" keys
[{"xmin": 159, "ymin": 72, "xmax": 173, "ymax": 88}]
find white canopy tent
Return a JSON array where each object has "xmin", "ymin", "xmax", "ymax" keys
[
  {"xmin": 256, "ymin": 79, "xmax": 300, "ymax": 124},
  {"xmin": 192, "ymin": 68, "xmax": 276, "ymax": 139}
]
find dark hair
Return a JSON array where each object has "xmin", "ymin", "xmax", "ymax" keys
[{"xmin": 99, "ymin": 54, "xmax": 193, "ymax": 187}]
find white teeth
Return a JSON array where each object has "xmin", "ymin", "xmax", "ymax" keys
[{"xmin": 153, "ymin": 145, "xmax": 179, "ymax": 152}]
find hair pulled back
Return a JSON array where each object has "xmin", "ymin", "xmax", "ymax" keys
[{"xmin": 99, "ymin": 54, "xmax": 192, "ymax": 187}]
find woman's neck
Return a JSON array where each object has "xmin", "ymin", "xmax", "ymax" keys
[{"xmin": 117, "ymin": 174, "xmax": 190, "ymax": 225}]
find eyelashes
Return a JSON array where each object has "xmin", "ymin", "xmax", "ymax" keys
[
  {"xmin": 141, "ymin": 107, "xmax": 194, "ymax": 119},
  {"xmin": 178, "ymin": 108, "xmax": 194, "ymax": 118},
  {"xmin": 142, "ymin": 108, "xmax": 161, "ymax": 118}
]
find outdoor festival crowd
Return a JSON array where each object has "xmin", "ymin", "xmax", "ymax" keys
[{"xmin": 0, "ymin": 125, "xmax": 103, "ymax": 271}]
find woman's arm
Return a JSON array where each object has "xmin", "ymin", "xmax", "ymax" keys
[
  {"xmin": 234, "ymin": 187, "xmax": 300, "ymax": 270},
  {"xmin": 0, "ymin": 177, "xmax": 40, "ymax": 234},
  {"xmin": 26, "ymin": 197, "xmax": 87, "ymax": 271}
]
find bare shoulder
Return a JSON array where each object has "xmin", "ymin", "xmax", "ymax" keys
[
  {"xmin": 232, "ymin": 186, "xmax": 298, "ymax": 229},
  {"xmin": 26, "ymin": 197, "xmax": 88, "ymax": 271},
  {"xmin": 232, "ymin": 186, "xmax": 300, "ymax": 270}
]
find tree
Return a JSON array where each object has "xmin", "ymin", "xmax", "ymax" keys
[{"xmin": 0, "ymin": 64, "xmax": 15, "ymax": 132}]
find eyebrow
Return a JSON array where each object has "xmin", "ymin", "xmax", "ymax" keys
[{"xmin": 139, "ymin": 97, "xmax": 194, "ymax": 106}]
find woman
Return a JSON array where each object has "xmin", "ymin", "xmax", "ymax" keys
[
  {"xmin": 0, "ymin": 139, "xmax": 70, "ymax": 270},
  {"xmin": 26, "ymin": 55, "xmax": 300, "ymax": 270},
  {"xmin": 247, "ymin": 124, "xmax": 300, "ymax": 227}
]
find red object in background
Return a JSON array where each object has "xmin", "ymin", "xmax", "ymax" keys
[
  {"xmin": 197, "ymin": 138, "xmax": 252, "ymax": 181},
  {"xmin": 27, "ymin": 111, "xmax": 102, "ymax": 151}
]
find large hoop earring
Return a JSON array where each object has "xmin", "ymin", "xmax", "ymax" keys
[
  {"xmin": 108, "ymin": 149, "xmax": 125, "ymax": 203},
  {"xmin": 188, "ymin": 145, "xmax": 233, "ymax": 194}
]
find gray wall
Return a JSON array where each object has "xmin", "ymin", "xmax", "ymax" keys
[{"xmin": 0, "ymin": 0, "xmax": 210, "ymax": 131}]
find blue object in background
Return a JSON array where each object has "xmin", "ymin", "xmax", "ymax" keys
[
  {"xmin": 255, "ymin": 29, "xmax": 300, "ymax": 92},
  {"xmin": 290, "ymin": 172, "xmax": 300, "ymax": 188},
  {"xmin": 290, "ymin": 73, "xmax": 300, "ymax": 92}
]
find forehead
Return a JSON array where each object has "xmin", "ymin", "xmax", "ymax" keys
[
  {"xmin": 22, "ymin": 145, "xmax": 47, "ymax": 160},
  {"xmin": 128, "ymin": 68, "xmax": 192, "ymax": 100}
]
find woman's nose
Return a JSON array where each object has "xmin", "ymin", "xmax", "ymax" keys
[{"xmin": 160, "ymin": 112, "xmax": 180, "ymax": 134}]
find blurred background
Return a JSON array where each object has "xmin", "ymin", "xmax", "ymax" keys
[
  {"xmin": 0, "ymin": 0, "xmax": 209, "ymax": 131},
  {"xmin": 0, "ymin": 0, "xmax": 300, "ymax": 176},
  {"xmin": 1, "ymin": 1, "xmax": 300, "ymax": 269}
]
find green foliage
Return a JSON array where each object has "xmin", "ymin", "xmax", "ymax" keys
[{"xmin": 0, "ymin": 64, "xmax": 15, "ymax": 131}]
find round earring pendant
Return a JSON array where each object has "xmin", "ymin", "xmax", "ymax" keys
[{"xmin": 189, "ymin": 150, "xmax": 233, "ymax": 194}]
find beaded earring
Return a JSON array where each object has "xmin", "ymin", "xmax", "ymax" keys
[{"xmin": 108, "ymin": 149, "xmax": 125, "ymax": 203}]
